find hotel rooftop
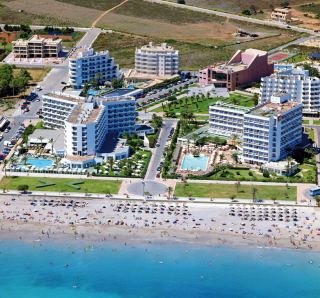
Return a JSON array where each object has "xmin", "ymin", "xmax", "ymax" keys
[{"xmin": 250, "ymin": 94, "xmax": 299, "ymax": 117}]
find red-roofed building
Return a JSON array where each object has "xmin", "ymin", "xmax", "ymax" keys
[{"xmin": 199, "ymin": 49, "xmax": 274, "ymax": 91}]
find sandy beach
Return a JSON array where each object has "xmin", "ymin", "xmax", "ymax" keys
[{"xmin": 0, "ymin": 193, "xmax": 319, "ymax": 251}]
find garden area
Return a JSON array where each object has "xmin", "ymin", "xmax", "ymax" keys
[
  {"xmin": 174, "ymin": 182, "xmax": 297, "ymax": 201},
  {"xmin": 94, "ymin": 150, "xmax": 151, "ymax": 178},
  {"xmin": 152, "ymin": 92, "xmax": 257, "ymax": 117},
  {"xmin": 192, "ymin": 163, "xmax": 316, "ymax": 184},
  {"xmin": 0, "ymin": 176, "xmax": 121, "ymax": 194}
]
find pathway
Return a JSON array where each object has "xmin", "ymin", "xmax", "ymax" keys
[{"xmin": 91, "ymin": 0, "xmax": 129, "ymax": 28}]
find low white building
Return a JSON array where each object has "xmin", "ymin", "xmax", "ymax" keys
[
  {"xmin": 261, "ymin": 160, "xmax": 299, "ymax": 176},
  {"xmin": 135, "ymin": 42, "xmax": 179, "ymax": 77},
  {"xmin": 260, "ymin": 65, "xmax": 320, "ymax": 114},
  {"xmin": 69, "ymin": 47, "xmax": 120, "ymax": 88}
]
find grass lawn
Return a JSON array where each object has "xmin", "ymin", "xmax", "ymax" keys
[
  {"xmin": 312, "ymin": 119, "xmax": 320, "ymax": 125},
  {"xmin": 207, "ymin": 166, "xmax": 316, "ymax": 183},
  {"xmin": 305, "ymin": 128, "xmax": 315, "ymax": 142},
  {"xmin": 174, "ymin": 183, "xmax": 297, "ymax": 201},
  {"xmin": 0, "ymin": 177, "xmax": 121, "ymax": 194},
  {"xmin": 153, "ymin": 93, "xmax": 255, "ymax": 114}
]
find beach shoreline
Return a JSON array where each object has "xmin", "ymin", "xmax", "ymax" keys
[{"xmin": 0, "ymin": 193, "xmax": 319, "ymax": 251}]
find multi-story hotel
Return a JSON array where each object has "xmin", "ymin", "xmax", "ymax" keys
[
  {"xmin": 199, "ymin": 49, "xmax": 274, "ymax": 91},
  {"xmin": 209, "ymin": 102, "xmax": 250, "ymax": 137},
  {"xmin": 209, "ymin": 94, "xmax": 303, "ymax": 164},
  {"xmin": 135, "ymin": 42, "xmax": 179, "ymax": 77},
  {"xmin": 242, "ymin": 94, "xmax": 302, "ymax": 164},
  {"xmin": 260, "ymin": 65, "xmax": 320, "ymax": 114},
  {"xmin": 69, "ymin": 47, "xmax": 120, "ymax": 88},
  {"xmin": 42, "ymin": 92, "xmax": 136, "ymax": 167},
  {"xmin": 12, "ymin": 35, "xmax": 62, "ymax": 58}
]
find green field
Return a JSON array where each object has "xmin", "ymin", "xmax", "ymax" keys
[
  {"xmin": 0, "ymin": 177, "xmax": 121, "ymax": 194},
  {"xmin": 174, "ymin": 183, "xmax": 297, "ymax": 201}
]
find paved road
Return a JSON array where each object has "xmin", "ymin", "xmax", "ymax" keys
[
  {"xmin": 145, "ymin": 119, "xmax": 177, "ymax": 180},
  {"xmin": 0, "ymin": 28, "xmax": 101, "ymax": 153},
  {"xmin": 269, "ymin": 36, "xmax": 315, "ymax": 54},
  {"xmin": 146, "ymin": 0, "xmax": 320, "ymax": 36}
]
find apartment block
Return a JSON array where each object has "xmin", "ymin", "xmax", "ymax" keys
[
  {"xmin": 12, "ymin": 35, "xmax": 62, "ymax": 58},
  {"xmin": 260, "ymin": 65, "xmax": 320, "ymax": 114},
  {"xmin": 69, "ymin": 47, "xmax": 120, "ymax": 88},
  {"xmin": 135, "ymin": 42, "xmax": 179, "ymax": 77},
  {"xmin": 271, "ymin": 8, "xmax": 292, "ymax": 23},
  {"xmin": 209, "ymin": 94, "xmax": 303, "ymax": 164},
  {"xmin": 199, "ymin": 49, "xmax": 274, "ymax": 91}
]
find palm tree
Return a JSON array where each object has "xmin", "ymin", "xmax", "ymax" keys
[
  {"xmin": 231, "ymin": 152, "xmax": 239, "ymax": 164},
  {"xmin": 3, "ymin": 159, "xmax": 8, "ymax": 177},
  {"xmin": 107, "ymin": 157, "xmax": 114, "ymax": 171},
  {"xmin": 167, "ymin": 186, "xmax": 173, "ymax": 200},
  {"xmin": 235, "ymin": 181, "xmax": 241, "ymax": 193},
  {"xmin": 230, "ymin": 134, "xmax": 241, "ymax": 148},
  {"xmin": 251, "ymin": 186, "xmax": 258, "ymax": 203},
  {"xmin": 21, "ymin": 155, "xmax": 28, "ymax": 165},
  {"xmin": 315, "ymin": 196, "xmax": 320, "ymax": 207}
]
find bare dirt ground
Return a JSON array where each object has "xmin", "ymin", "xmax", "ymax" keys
[
  {"xmin": 291, "ymin": 8, "xmax": 320, "ymax": 30},
  {"xmin": 4, "ymin": 0, "xmax": 102, "ymax": 26},
  {"xmin": 99, "ymin": 13, "xmax": 238, "ymax": 44}
]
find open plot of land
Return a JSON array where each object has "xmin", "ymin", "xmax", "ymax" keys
[
  {"xmin": 174, "ymin": 183, "xmax": 297, "ymax": 201},
  {"xmin": 55, "ymin": 0, "xmax": 123, "ymax": 10},
  {"xmin": 0, "ymin": 177, "xmax": 121, "ymax": 194},
  {"xmin": 3, "ymin": 0, "xmax": 101, "ymax": 27},
  {"xmin": 94, "ymin": 29, "xmax": 300, "ymax": 70},
  {"xmin": 14, "ymin": 68, "xmax": 50, "ymax": 83},
  {"xmin": 167, "ymin": 0, "xmax": 316, "ymax": 16},
  {"xmin": 0, "ymin": 1, "xmax": 75, "ymax": 26}
]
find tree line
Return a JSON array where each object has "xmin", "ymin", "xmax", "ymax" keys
[{"xmin": 0, "ymin": 64, "xmax": 32, "ymax": 97}]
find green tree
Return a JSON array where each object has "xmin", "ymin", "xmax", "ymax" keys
[{"xmin": 17, "ymin": 184, "xmax": 29, "ymax": 193}]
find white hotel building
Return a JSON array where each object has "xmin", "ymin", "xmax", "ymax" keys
[
  {"xmin": 69, "ymin": 47, "xmax": 120, "ymax": 89},
  {"xmin": 260, "ymin": 65, "xmax": 320, "ymax": 114},
  {"xmin": 209, "ymin": 94, "xmax": 303, "ymax": 164},
  {"xmin": 135, "ymin": 42, "xmax": 179, "ymax": 77},
  {"xmin": 42, "ymin": 93, "xmax": 136, "ymax": 167}
]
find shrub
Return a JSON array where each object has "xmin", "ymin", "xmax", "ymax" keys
[{"xmin": 17, "ymin": 184, "xmax": 29, "ymax": 192}]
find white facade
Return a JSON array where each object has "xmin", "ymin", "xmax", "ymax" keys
[
  {"xmin": 242, "ymin": 95, "xmax": 303, "ymax": 164},
  {"xmin": 209, "ymin": 94, "xmax": 303, "ymax": 164},
  {"xmin": 135, "ymin": 42, "xmax": 179, "ymax": 77},
  {"xmin": 42, "ymin": 92, "xmax": 81, "ymax": 129},
  {"xmin": 69, "ymin": 47, "xmax": 120, "ymax": 88},
  {"xmin": 260, "ymin": 65, "xmax": 320, "ymax": 114},
  {"xmin": 209, "ymin": 102, "xmax": 250, "ymax": 137}
]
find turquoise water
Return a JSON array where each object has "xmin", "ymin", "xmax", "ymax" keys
[
  {"xmin": 1, "ymin": 240, "xmax": 320, "ymax": 297},
  {"xmin": 181, "ymin": 154, "xmax": 209, "ymax": 171},
  {"xmin": 26, "ymin": 158, "xmax": 54, "ymax": 169}
]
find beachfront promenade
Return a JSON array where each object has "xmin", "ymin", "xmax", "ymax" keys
[{"xmin": 0, "ymin": 170, "xmax": 315, "ymax": 206}]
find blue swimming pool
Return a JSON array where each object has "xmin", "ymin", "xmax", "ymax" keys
[
  {"xmin": 26, "ymin": 158, "xmax": 54, "ymax": 169},
  {"xmin": 180, "ymin": 154, "xmax": 209, "ymax": 171}
]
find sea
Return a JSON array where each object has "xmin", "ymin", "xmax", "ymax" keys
[{"xmin": 0, "ymin": 240, "xmax": 320, "ymax": 298}]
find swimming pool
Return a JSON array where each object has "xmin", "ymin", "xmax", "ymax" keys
[
  {"xmin": 180, "ymin": 154, "xmax": 209, "ymax": 171},
  {"xmin": 26, "ymin": 158, "xmax": 54, "ymax": 169}
]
